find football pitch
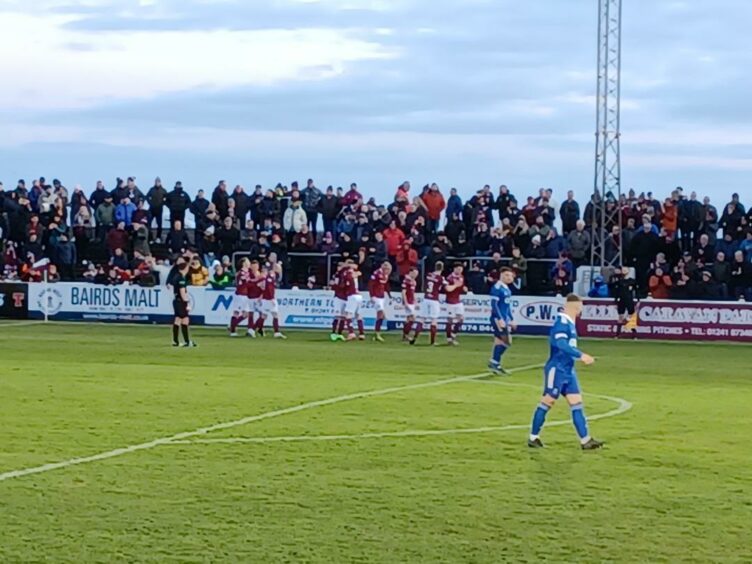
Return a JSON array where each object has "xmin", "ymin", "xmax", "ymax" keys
[{"xmin": 0, "ymin": 322, "xmax": 750, "ymax": 563}]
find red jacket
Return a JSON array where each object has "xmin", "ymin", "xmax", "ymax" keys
[
  {"xmin": 421, "ymin": 190, "xmax": 446, "ymax": 221},
  {"xmin": 383, "ymin": 227, "xmax": 406, "ymax": 256}
]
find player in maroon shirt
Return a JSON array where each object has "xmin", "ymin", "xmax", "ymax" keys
[
  {"xmin": 330, "ymin": 262, "xmax": 348, "ymax": 342},
  {"xmin": 368, "ymin": 261, "xmax": 392, "ymax": 342},
  {"xmin": 256, "ymin": 257, "xmax": 286, "ymax": 339},
  {"xmin": 229, "ymin": 258, "xmax": 252, "ymax": 336},
  {"xmin": 401, "ymin": 266, "xmax": 419, "ymax": 341},
  {"xmin": 342, "ymin": 261, "xmax": 364, "ymax": 340},
  {"xmin": 444, "ymin": 263, "xmax": 467, "ymax": 345},
  {"xmin": 411, "ymin": 261, "xmax": 444, "ymax": 346},
  {"xmin": 245, "ymin": 260, "xmax": 265, "ymax": 338}
]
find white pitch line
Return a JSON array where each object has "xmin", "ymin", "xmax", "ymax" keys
[
  {"xmin": 0, "ymin": 363, "xmax": 544, "ymax": 483},
  {"xmin": 0, "ymin": 321, "xmax": 43, "ymax": 329},
  {"xmin": 167, "ymin": 379, "xmax": 633, "ymax": 446}
]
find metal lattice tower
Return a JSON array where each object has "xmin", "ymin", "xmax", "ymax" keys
[{"xmin": 590, "ymin": 0, "xmax": 623, "ymax": 268}]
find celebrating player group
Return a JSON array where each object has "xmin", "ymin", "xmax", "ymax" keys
[{"xmin": 228, "ymin": 256, "xmax": 286, "ymax": 339}]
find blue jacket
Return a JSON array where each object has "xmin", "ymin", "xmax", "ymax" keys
[
  {"xmin": 115, "ymin": 202, "xmax": 136, "ymax": 226},
  {"xmin": 446, "ymin": 194, "xmax": 463, "ymax": 220}
]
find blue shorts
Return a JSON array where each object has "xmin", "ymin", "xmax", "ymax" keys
[
  {"xmin": 491, "ymin": 319, "xmax": 511, "ymax": 343},
  {"xmin": 543, "ymin": 364, "xmax": 580, "ymax": 399}
]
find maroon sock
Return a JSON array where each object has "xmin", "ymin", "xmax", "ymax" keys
[
  {"xmin": 375, "ymin": 318, "xmax": 383, "ymax": 332},
  {"xmin": 273, "ymin": 318, "xmax": 280, "ymax": 333},
  {"xmin": 403, "ymin": 321, "xmax": 413, "ymax": 336},
  {"xmin": 430, "ymin": 326, "xmax": 437, "ymax": 345},
  {"xmin": 413, "ymin": 322, "xmax": 423, "ymax": 339},
  {"xmin": 230, "ymin": 315, "xmax": 239, "ymax": 332},
  {"xmin": 256, "ymin": 316, "xmax": 264, "ymax": 331},
  {"xmin": 357, "ymin": 319, "xmax": 365, "ymax": 335},
  {"xmin": 332, "ymin": 318, "xmax": 339, "ymax": 333},
  {"xmin": 446, "ymin": 321, "xmax": 453, "ymax": 339},
  {"xmin": 247, "ymin": 313, "xmax": 255, "ymax": 330},
  {"xmin": 454, "ymin": 321, "xmax": 462, "ymax": 336},
  {"xmin": 337, "ymin": 318, "xmax": 346, "ymax": 334}
]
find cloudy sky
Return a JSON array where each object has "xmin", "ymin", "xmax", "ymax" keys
[{"xmin": 0, "ymin": 0, "xmax": 750, "ymax": 205}]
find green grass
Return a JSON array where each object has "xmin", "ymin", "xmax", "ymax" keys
[{"xmin": 0, "ymin": 322, "xmax": 750, "ymax": 563}]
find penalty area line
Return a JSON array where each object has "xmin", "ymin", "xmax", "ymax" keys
[{"xmin": 0, "ymin": 363, "xmax": 543, "ymax": 483}]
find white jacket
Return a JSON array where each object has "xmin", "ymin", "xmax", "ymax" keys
[{"xmin": 283, "ymin": 206, "xmax": 308, "ymax": 233}]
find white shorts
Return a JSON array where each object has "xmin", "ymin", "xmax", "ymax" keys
[
  {"xmin": 262, "ymin": 299, "xmax": 279, "ymax": 316},
  {"xmin": 233, "ymin": 295, "xmax": 249, "ymax": 314},
  {"xmin": 420, "ymin": 299, "xmax": 441, "ymax": 321},
  {"xmin": 404, "ymin": 303, "xmax": 417, "ymax": 316},
  {"xmin": 447, "ymin": 303, "xmax": 465, "ymax": 318},
  {"xmin": 248, "ymin": 298, "xmax": 263, "ymax": 314},
  {"xmin": 370, "ymin": 297, "xmax": 386, "ymax": 312},
  {"xmin": 345, "ymin": 294, "xmax": 363, "ymax": 316},
  {"xmin": 333, "ymin": 297, "xmax": 347, "ymax": 316}
]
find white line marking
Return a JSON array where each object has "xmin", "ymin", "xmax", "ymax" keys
[
  {"xmin": 167, "ymin": 379, "xmax": 633, "ymax": 446},
  {"xmin": 0, "ymin": 321, "xmax": 43, "ymax": 329},
  {"xmin": 0, "ymin": 363, "xmax": 545, "ymax": 483}
]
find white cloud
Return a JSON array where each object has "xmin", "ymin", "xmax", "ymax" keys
[{"xmin": 0, "ymin": 11, "xmax": 395, "ymax": 110}]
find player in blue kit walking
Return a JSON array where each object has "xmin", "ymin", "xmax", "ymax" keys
[
  {"xmin": 528, "ymin": 293, "xmax": 604, "ymax": 450},
  {"xmin": 487, "ymin": 267, "xmax": 516, "ymax": 375}
]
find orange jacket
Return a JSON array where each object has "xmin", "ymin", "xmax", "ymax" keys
[
  {"xmin": 421, "ymin": 190, "xmax": 446, "ymax": 221},
  {"xmin": 662, "ymin": 202, "xmax": 677, "ymax": 232}
]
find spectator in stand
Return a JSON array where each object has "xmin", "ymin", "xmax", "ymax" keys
[
  {"xmin": 551, "ymin": 255, "xmax": 573, "ymax": 295},
  {"xmin": 292, "ymin": 224, "xmax": 315, "ymax": 252},
  {"xmin": 396, "ymin": 239, "xmax": 418, "ymax": 278},
  {"xmin": 163, "ymin": 181, "xmax": 190, "ymax": 227},
  {"xmin": 739, "ymin": 230, "xmax": 752, "ymax": 261},
  {"xmin": 421, "ymin": 183, "xmax": 446, "ymax": 236},
  {"xmin": 210, "ymin": 262, "xmax": 233, "ymax": 289},
  {"xmin": 320, "ymin": 186, "xmax": 340, "ymax": 237},
  {"xmin": 545, "ymin": 228, "xmax": 566, "ymax": 259},
  {"xmin": 648, "ymin": 266, "xmax": 673, "ymax": 299},
  {"xmin": 110, "ymin": 247, "xmax": 129, "ymax": 271},
  {"xmin": 188, "ymin": 256, "xmax": 210, "ymax": 286},
  {"xmin": 89, "ymin": 180, "xmax": 109, "ymax": 210},
  {"xmin": 283, "ymin": 199, "xmax": 307, "ymax": 242},
  {"xmin": 341, "ymin": 183, "xmax": 362, "ymax": 207},
  {"xmin": 133, "ymin": 218, "xmax": 151, "ymax": 257},
  {"xmin": 189, "ymin": 189, "xmax": 210, "ymax": 224},
  {"xmin": 260, "ymin": 190, "xmax": 280, "ymax": 223},
  {"xmin": 693, "ymin": 233, "xmax": 715, "ymax": 264},
  {"xmin": 383, "ymin": 220, "xmax": 406, "ymax": 262},
  {"xmin": 509, "ymin": 246, "xmax": 527, "ymax": 290},
  {"xmin": 559, "ymin": 190, "xmax": 580, "ymax": 235},
  {"xmin": 302, "ymin": 179, "xmax": 322, "ymax": 237},
  {"xmin": 701, "ymin": 196, "xmax": 719, "ymax": 243},
  {"xmin": 661, "ymin": 196, "xmax": 678, "ymax": 239},
  {"xmin": 529, "ymin": 215, "xmax": 551, "ymax": 241},
  {"xmin": 124, "ymin": 177, "xmax": 144, "ymax": 205},
  {"xmin": 566, "ymin": 220, "xmax": 591, "ymax": 269},
  {"xmin": 484, "ymin": 252, "xmax": 505, "ymax": 285},
  {"xmin": 395, "ymin": 181, "xmax": 410, "ymax": 203},
  {"xmin": 629, "ymin": 219, "xmax": 660, "ymax": 295},
  {"xmin": 146, "ymin": 177, "xmax": 167, "ymax": 242},
  {"xmin": 94, "ymin": 193, "xmax": 115, "ymax": 240},
  {"xmin": 318, "ymin": 231, "xmax": 338, "ymax": 254},
  {"xmin": 681, "ymin": 191, "xmax": 703, "ymax": 250},
  {"xmin": 712, "ymin": 251, "xmax": 731, "ymax": 294},
  {"xmin": 216, "ymin": 216, "xmax": 239, "ymax": 258},
  {"xmin": 730, "ymin": 250, "xmax": 752, "ymax": 300},
  {"xmin": 106, "ymin": 221, "xmax": 129, "ymax": 255},
  {"xmin": 720, "ymin": 200, "xmax": 745, "ymax": 240},
  {"xmin": 230, "ymin": 185, "xmax": 251, "ymax": 227},
  {"xmin": 167, "ymin": 220, "xmax": 190, "ymax": 256},
  {"xmin": 212, "ymin": 180, "xmax": 229, "ymax": 219},
  {"xmin": 445, "ymin": 188, "xmax": 462, "ymax": 223},
  {"xmin": 115, "ymin": 197, "xmax": 136, "ymax": 228}
]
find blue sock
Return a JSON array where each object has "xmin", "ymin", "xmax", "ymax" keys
[
  {"xmin": 490, "ymin": 343, "xmax": 507, "ymax": 365},
  {"xmin": 530, "ymin": 402, "xmax": 550, "ymax": 437},
  {"xmin": 570, "ymin": 403, "xmax": 589, "ymax": 440}
]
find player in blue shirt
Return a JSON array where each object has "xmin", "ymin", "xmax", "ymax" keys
[
  {"xmin": 528, "ymin": 293, "xmax": 604, "ymax": 450},
  {"xmin": 487, "ymin": 267, "xmax": 516, "ymax": 375}
]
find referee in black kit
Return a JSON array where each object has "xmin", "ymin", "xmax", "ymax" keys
[{"xmin": 170, "ymin": 258, "xmax": 197, "ymax": 347}]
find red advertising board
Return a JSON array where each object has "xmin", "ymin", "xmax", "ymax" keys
[{"xmin": 578, "ymin": 299, "xmax": 752, "ymax": 342}]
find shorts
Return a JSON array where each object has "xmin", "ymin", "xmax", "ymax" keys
[
  {"xmin": 543, "ymin": 364, "xmax": 580, "ymax": 399},
  {"xmin": 370, "ymin": 297, "xmax": 386, "ymax": 312},
  {"xmin": 173, "ymin": 299, "xmax": 188, "ymax": 318},
  {"xmin": 420, "ymin": 299, "xmax": 441, "ymax": 321},
  {"xmin": 446, "ymin": 303, "xmax": 465, "ymax": 318},
  {"xmin": 333, "ymin": 298, "xmax": 347, "ymax": 316},
  {"xmin": 262, "ymin": 299, "xmax": 279, "ymax": 316},
  {"xmin": 491, "ymin": 320, "xmax": 511, "ymax": 344},
  {"xmin": 248, "ymin": 298, "xmax": 263, "ymax": 314},
  {"xmin": 345, "ymin": 294, "xmax": 363, "ymax": 316},
  {"xmin": 617, "ymin": 300, "xmax": 635, "ymax": 316},
  {"xmin": 233, "ymin": 295, "xmax": 249, "ymax": 313},
  {"xmin": 404, "ymin": 303, "xmax": 417, "ymax": 316}
]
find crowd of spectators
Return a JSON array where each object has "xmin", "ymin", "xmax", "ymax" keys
[{"xmin": 1, "ymin": 175, "xmax": 751, "ymax": 300}]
